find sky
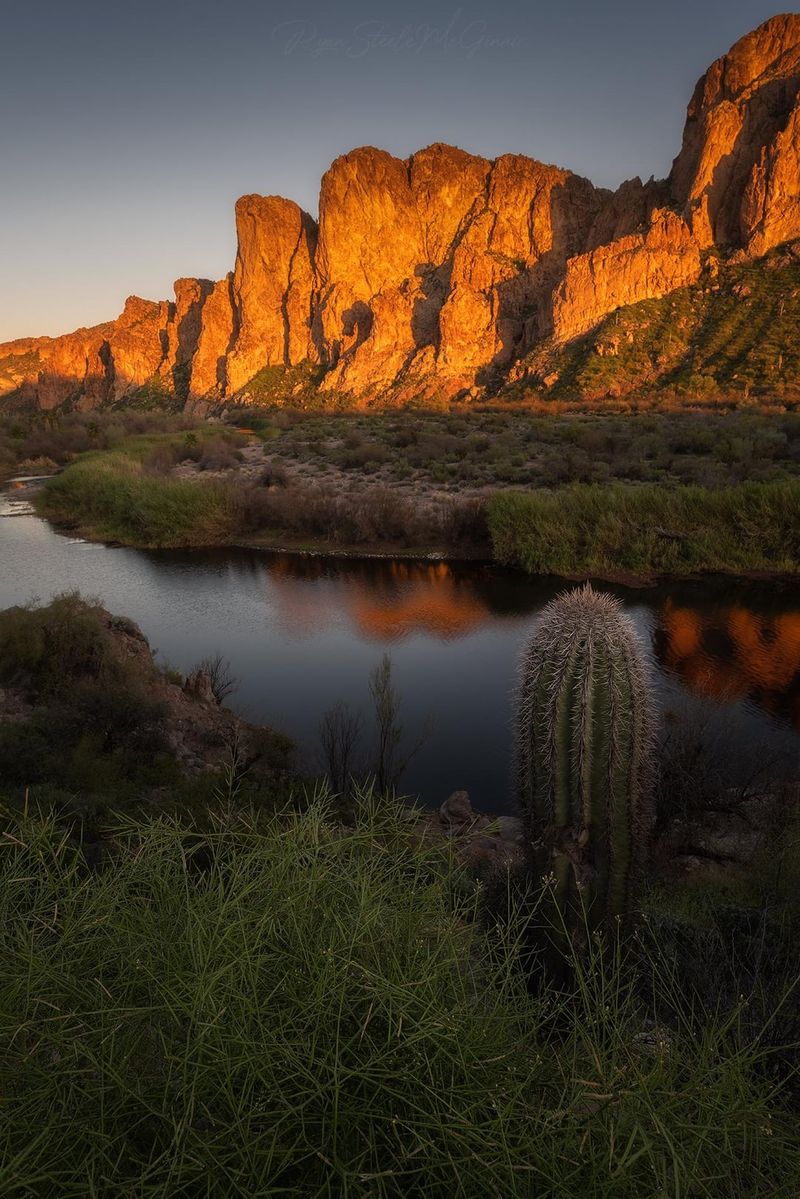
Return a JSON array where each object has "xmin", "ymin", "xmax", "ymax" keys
[{"xmin": 0, "ymin": 0, "xmax": 787, "ymax": 340}]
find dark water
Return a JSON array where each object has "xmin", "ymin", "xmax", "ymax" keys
[{"xmin": 1, "ymin": 502, "xmax": 799, "ymax": 812}]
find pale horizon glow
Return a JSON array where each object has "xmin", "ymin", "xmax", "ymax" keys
[{"xmin": 0, "ymin": 0, "xmax": 785, "ymax": 341}]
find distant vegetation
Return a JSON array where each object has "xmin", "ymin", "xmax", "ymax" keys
[
  {"xmin": 34, "ymin": 423, "xmax": 490, "ymax": 552},
  {"xmin": 488, "ymin": 481, "xmax": 800, "ymax": 579},
  {"xmin": 27, "ymin": 409, "xmax": 800, "ymax": 576},
  {"xmin": 245, "ymin": 404, "xmax": 800, "ymax": 490},
  {"xmin": 38, "ymin": 450, "xmax": 238, "ymax": 547},
  {"xmin": 0, "ymin": 408, "xmax": 200, "ymax": 487}
]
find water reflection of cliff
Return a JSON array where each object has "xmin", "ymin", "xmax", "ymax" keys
[
  {"xmin": 655, "ymin": 599, "xmax": 800, "ymax": 730},
  {"xmin": 266, "ymin": 556, "xmax": 496, "ymax": 640}
]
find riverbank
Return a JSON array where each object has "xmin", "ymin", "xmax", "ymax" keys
[
  {"xmin": 3, "ymin": 406, "xmax": 798, "ymax": 579},
  {"xmin": 33, "ymin": 445, "xmax": 800, "ymax": 582}
]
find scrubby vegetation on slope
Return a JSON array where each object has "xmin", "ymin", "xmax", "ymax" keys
[
  {"xmin": 516, "ymin": 244, "xmax": 800, "ymax": 402},
  {"xmin": 245, "ymin": 404, "xmax": 800, "ymax": 489},
  {"xmin": 0, "ymin": 594, "xmax": 291, "ymax": 808}
]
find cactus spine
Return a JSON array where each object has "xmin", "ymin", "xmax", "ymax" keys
[{"xmin": 516, "ymin": 584, "xmax": 655, "ymax": 939}]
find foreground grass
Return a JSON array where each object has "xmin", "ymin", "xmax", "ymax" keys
[
  {"xmin": 1, "ymin": 793, "xmax": 798, "ymax": 1197},
  {"xmin": 489, "ymin": 481, "xmax": 800, "ymax": 578}
]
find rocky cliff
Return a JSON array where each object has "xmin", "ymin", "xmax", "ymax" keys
[{"xmin": 3, "ymin": 14, "xmax": 800, "ymax": 410}]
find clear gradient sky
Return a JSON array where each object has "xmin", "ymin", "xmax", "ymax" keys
[{"xmin": 0, "ymin": 0, "xmax": 787, "ymax": 340}]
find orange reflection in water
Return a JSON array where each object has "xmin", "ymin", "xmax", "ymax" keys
[
  {"xmin": 657, "ymin": 599, "xmax": 800, "ymax": 729},
  {"xmin": 267, "ymin": 557, "xmax": 493, "ymax": 641},
  {"xmin": 349, "ymin": 561, "xmax": 489, "ymax": 640}
]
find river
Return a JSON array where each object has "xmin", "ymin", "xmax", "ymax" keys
[{"xmin": 1, "ymin": 486, "xmax": 798, "ymax": 811}]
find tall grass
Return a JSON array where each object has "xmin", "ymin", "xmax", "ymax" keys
[
  {"xmin": 37, "ymin": 451, "xmax": 236, "ymax": 547},
  {"xmin": 1, "ymin": 790, "xmax": 796, "ymax": 1196},
  {"xmin": 488, "ymin": 481, "xmax": 800, "ymax": 578}
]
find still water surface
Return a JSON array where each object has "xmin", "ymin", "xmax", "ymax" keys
[{"xmin": 1, "ymin": 498, "xmax": 798, "ymax": 812}]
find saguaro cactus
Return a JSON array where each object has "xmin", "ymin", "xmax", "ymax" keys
[{"xmin": 516, "ymin": 584, "xmax": 655, "ymax": 940}]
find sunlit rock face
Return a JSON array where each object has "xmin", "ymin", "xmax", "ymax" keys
[
  {"xmin": 225, "ymin": 195, "xmax": 318, "ymax": 393},
  {"xmin": 669, "ymin": 13, "xmax": 800, "ymax": 252},
  {"xmin": 34, "ymin": 295, "xmax": 171, "ymax": 410},
  {"xmin": 166, "ymin": 278, "xmax": 214, "ymax": 394},
  {"xmin": 188, "ymin": 275, "xmax": 235, "ymax": 399},
  {"xmin": 552, "ymin": 211, "xmax": 703, "ymax": 343},
  {"xmin": 314, "ymin": 144, "xmax": 612, "ymax": 396},
  {"xmin": 36, "ymin": 324, "xmax": 113, "ymax": 410},
  {"xmin": 3, "ymin": 15, "xmax": 800, "ymax": 408}
]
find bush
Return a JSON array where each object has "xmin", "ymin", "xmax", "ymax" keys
[
  {"xmin": 197, "ymin": 438, "xmax": 242, "ymax": 471},
  {"xmin": 236, "ymin": 480, "xmax": 490, "ymax": 549},
  {"xmin": 0, "ymin": 592, "xmax": 116, "ymax": 696},
  {"xmin": 0, "ymin": 595, "xmax": 170, "ymax": 795}
]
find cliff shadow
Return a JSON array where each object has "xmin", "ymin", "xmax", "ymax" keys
[{"xmin": 472, "ymin": 176, "xmax": 602, "ymax": 390}]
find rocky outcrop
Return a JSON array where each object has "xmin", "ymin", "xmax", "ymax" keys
[
  {"xmin": 316, "ymin": 145, "xmax": 606, "ymax": 396},
  {"xmin": 188, "ymin": 274, "xmax": 235, "ymax": 399},
  {"xmin": 36, "ymin": 321, "xmax": 114, "ymax": 411},
  {"xmin": 436, "ymin": 155, "xmax": 604, "ymax": 386},
  {"xmin": 314, "ymin": 145, "xmax": 442, "ymax": 395},
  {"xmin": 166, "ymin": 278, "xmax": 215, "ymax": 395},
  {"xmin": 552, "ymin": 211, "xmax": 703, "ymax": 343},
  {"xmin": 3, "ymin": 15, "xmax": 800, "ymax": 408},
  {"xmin": 226, "ymin": 195, "xmax": 317, "ymax": 393},
  {"xmin": 0, "ymin": 602, "xmax": 293, "ymax": 779},
  {"xmin": 670, "ymin": 13, "xmax": 800, "ymax": 252}
]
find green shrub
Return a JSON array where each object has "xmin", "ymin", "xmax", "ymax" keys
[
  {"xmin": 488, "ymin": 481, "xmax": 800, "ymax": 577},
  {"xmin": 0, "ymin": 595, "xmax": 170, "ymax": 796},
  {"xmin": 37, "ymin": 453, "xmax": 237, "ymax": 547},
  {"xmin": 0, "ymin": 592, "xmax": 117, "ymax": 695}
]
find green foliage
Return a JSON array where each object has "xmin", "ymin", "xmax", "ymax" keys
[
  {"xmin": 37, "ymin": 452, "xmax": 237, "ymax": 547},
  {"xmin": 488, "ymin": 480, "xmax": 800, "ymax": 577},
  {"xmin": 0, "ymin": 591, "xmax": 118, "ymax": 695},
  {"xmin": 242, "ymin": 405, "xmax": 800, "ymax": 492},
  {"xmin": 0, "ymin": 791, "xmax": 796, "ymax": 1196},
  {"xmin": 0, "ymin": 594, "xmax": 170, "ymax": 796},
  {"xmin": 516, "ymin": 586, "xmax": 655, "ymax": 958},
  {"xmin": 236, "ymin": 360, "xmax": 328, "ymax": 406},
  {"xmin": 0, "ymin": 408, "xmax": 209, "ymax": 488}
]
